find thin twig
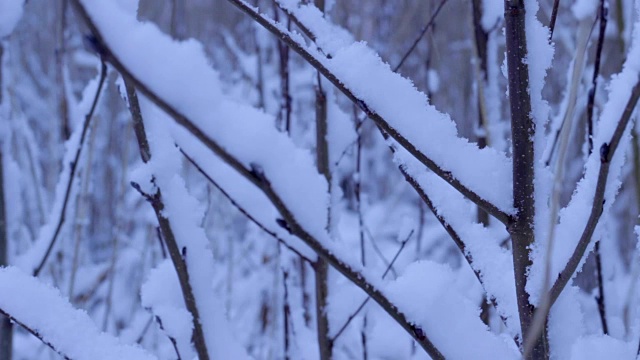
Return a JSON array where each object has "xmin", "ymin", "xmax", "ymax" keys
[
  {"xmin": 549, "ymin": 78, "xmax": 640, "ymax": 307},
  {"xmin": 155, "ymin": 315, "xmax": 182, "ymax": 360},
  {"xmin": 585, "ymin": 13, "xmax": 615, "ymax": 321},
  {"xmin": 122, "ymin": 78, "xmax": 210, "ymax": 360},
  {"xmin": 363, "ymin": 226, "xmax": 397, "ymax": 279},
  {"xmin": 394, "ymin": 0, "xmax": 448, "ymax": 72},
  {"xmin": 33, "ymin": 60, "xmax": 107, "ymax": 277},
  {"xmin": 594, "ymin": 241, "xmax": 608, "ymax": 334},
  {"xmin": 180, "ymin": 149, "xmax": 313, "ymax": 264},
  {"xmin": 330, "ymin": 231, "xmax": 413, "ymax": 343},
  {"xmin": 587, "ymin": 1, "xmax": 609, "ymax": 155},
  {"xmin": 549, "ymin": 0, "xmax": 561, "ymax": 40}
]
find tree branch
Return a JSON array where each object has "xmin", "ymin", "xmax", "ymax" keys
[
  {"xmin": 71, "ymin": 2, "xmax": 445, "ymax": 358},
  {"xmin": 0, "ymin": 309, "xmax": 71, "ymax": 360},
  {"xmin": 122, "ymin": 78, "xmax": 210, "ymax": 360},
  {"xmin": 549, "ymin": 78, "xmax": 640, "ymax": 307},
  {"xmin": 180, "ymin": 149, "xmax": 313, "ymax": 264},
  {"xmin": 230, "ymin": 0, "xmax": 511, "ymax": 225},
  {"xmin": 33, "ymin": 60, "xmax": 107, "ymax": 277}
]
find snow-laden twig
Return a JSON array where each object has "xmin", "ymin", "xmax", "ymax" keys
[
  {"xmin": 0, "ymin": 266, "xmax": 157, "ymax": 360},
  {"xmin": 123, "ymin": 78, "xmax": 210, "ymax": 360}
]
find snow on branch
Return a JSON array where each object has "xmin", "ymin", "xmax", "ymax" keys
[
  {"xmin": 230, "ymin": 0, "xmax": 515, "ymax": 224},
  {"xmin": 528, "ymin": 3, "xmax": 640, "ymax": 306},
  {"xmin": 0, "ymin": 266, "xmax": 156, "ymax": 360},
  {"xmin": 69, "ymin": 1, "xmax": 520, "ymax": 358}
]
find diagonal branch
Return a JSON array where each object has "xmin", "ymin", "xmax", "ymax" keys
[
  {"xmin": 180, "ymin": 148, "xmax": 313, "ymax": 264},
  {"xmin": 229, "ymin": 0, "xmax": 512, "ymax": 225},
  {"xmin": 549, "ymin": 78, "xmax": 640, "ymax": 307},
  {"xmin": 0, "ymin": 309, "xmax": 71, "ymax": 360},
  {"xmin": 122, "ymin": 78, "xmax": 210, "ymax": 360}
]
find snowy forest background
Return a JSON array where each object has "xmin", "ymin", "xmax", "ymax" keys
[{"xmin": 1, "ymin": 0, "xmax": 640, "ymax": 359}]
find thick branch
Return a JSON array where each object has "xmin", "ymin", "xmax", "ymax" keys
[{"xmin": 504, "ymin": 1, "xmax": 545, "ymax": 357}]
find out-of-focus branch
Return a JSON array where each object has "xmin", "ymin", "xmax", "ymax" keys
[{"xmin": 33, "ymin": 60, "xmax": 107, "ymax": 277}]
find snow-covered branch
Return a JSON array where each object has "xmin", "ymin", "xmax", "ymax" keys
[
  {"xmin": 227, "ymin": 0, "xmax": 515, "ymax": 225},
  {"xmin": 0, "ymin": 266, "xmax": 156, "ymax": 360}
]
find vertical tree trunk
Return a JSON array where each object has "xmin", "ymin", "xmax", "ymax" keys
[
  {"xmin": 503, "ymin": 1, "xmax": 547, "ymax": 358},
  {"xmin": 0, "ymin": 43, "xmax": 12, "ymax": 360},
  {"xmin": 315, "ymin": 77, "xmax": 332, "ymax": 360},
  {"xmin": 313, "ymin": 3, "xmax": 332, "ymax": 358}
]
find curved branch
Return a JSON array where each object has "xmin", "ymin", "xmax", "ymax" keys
[{"xmin": 33, "ymin": 60, "xmax": 107, "ymax": 276}]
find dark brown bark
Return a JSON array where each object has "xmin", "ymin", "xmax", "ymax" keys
[{"xmin": 504, "ymin": 1, "xmax": 547, "ymax": 358}]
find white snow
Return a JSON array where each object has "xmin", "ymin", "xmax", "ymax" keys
[
  {"xmin": 0, "ymin": 0, "xmax": 23, "ymax": 38},
  {"xmin": 0, "ymin": 266, "xmax": 157, "ymax": 360},
  {"xmin": 275, "ymin": 0, "xmax": 515, "ymax": 215}
]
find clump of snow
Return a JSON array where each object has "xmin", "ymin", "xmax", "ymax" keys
[
  {"xmin": 0, "ymin": 266, "xmax": 157, "ymax": 360},
  {"xmin": 384, "ymin": 261, "xmax": 519, "ymax": 359},
  {"xmin": 0, "ymin": 0, "xmax": 23, "ymax": 38},
  {"xmin": 481, "ymin": 0, "xmax": 503, "ymax": 31},
  {"xmin": 571, "ymin": 0, "xmax": 599, "ymax": 20}
]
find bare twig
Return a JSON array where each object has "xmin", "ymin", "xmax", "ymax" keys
[
  {"xmin": 330, "ymin": 230, "xmax": 413, "ymax": 343},
  {"xmin": 155, "ymin": 315, "xmax": 182, "ymax": 360},
  {"xmin": 549, "ymin": 0, "xmax": 561, "ymax": 40},
  {"xmin": 594, "ymin": 241, "xmax": 608, "ymax": 334},
  {"xmin": 180, "ymin": 149, "xmax": 313, "ymax": 264},
  {"xmin": 393, "ymin": 0, "xmax": 448, "ymax": 72},
  {"xmin": 33, "ymin": 60, "xmax": 107, "ymax": 277},
  {"xmin": 587, "ymin": 1, "xmax": 609, "ymax": 155}
]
